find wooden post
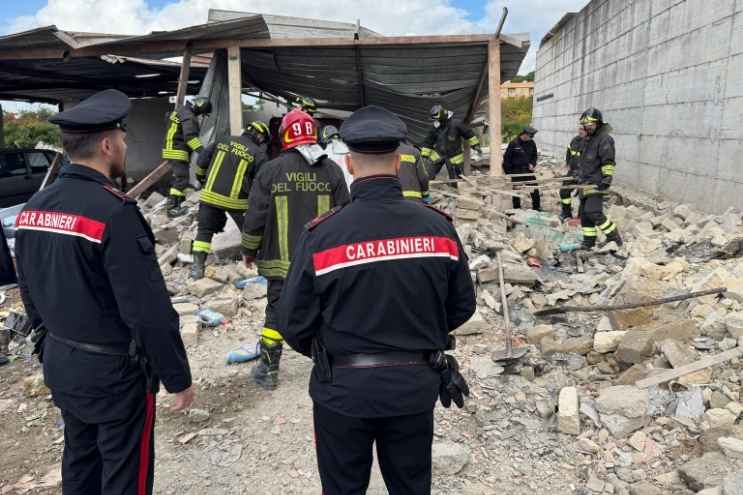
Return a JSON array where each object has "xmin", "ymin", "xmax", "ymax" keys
[
  {"xmin": 488, "ymin": 38, "xmax": 502, "ymax": 176},
  {"xmin": 463, "ymin": 143, "xmax": 471, "ymax": 175},
  {"xmin": 227, "ymin": 44, "xmax": 243, "ymax": 136},
  {"xmin": 175, "ymin": 47, "xmax": 192, "ymax": 107}
]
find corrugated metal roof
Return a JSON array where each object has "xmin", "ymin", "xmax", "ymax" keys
[
  {"xmin": 0, "ymin": 56, "xmax": 207, "ymax": 102},
  {"xmin": 239, "ymin": 37, "xmax": 529, "ymax": 141},
  {"xmin": 208, "ymin": 9, "xmax": 381, "ymax": 38},
  {"xmin": 540, "ymin": 13, "xmax": 578, "ymax": 47},
  {"xmin": 0, "ymin": 13, "xmax": 529, "ymax": 135}
]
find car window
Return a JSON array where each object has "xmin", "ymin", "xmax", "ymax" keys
[
  {"xmin": 25, "ymin": 151, "xmax": 51, "ymax": 173},
  {"xmin": 0, "ymin": 153, "xmax": 28, "ymax": 177}
]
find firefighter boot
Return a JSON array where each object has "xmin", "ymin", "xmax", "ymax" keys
[
  {"xmin": 191, "ymin": 251, "xmax": 207, "ymax": 280},
  {"xmin": 251, "ymin": 340, "xmax": 283, "ymax": 390},
  {"xmin": 606, "ymin": 229, "xmax": 624, "ymax": 247},
  {"xmin": 560, "ymin": 205, "xmax": 573, "ymax": 222},
  {"xmin": 167, "ymin": 195, "xmax": 188, "ymax": 218}
]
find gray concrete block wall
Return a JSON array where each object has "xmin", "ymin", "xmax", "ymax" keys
[{"xmin": 533, "ymin": 0, "xmax": 743, "ymax": 213}]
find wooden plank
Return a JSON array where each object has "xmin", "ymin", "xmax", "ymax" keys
[
  {"xmin": 39, "ymin": 152, "xmax": 62, "ymax": 190},
  {"xmin": 175, "ymin": 47, "xmax": 192, "ymax": 106},
  {"xmin": 488, "ymin": 38, "xmax": 502, "ymax": 176},
  {"xmin": 126, "ymin": 161, "xmax": 170, "ymax": 199},
  {"xmin": 463, "ymin": 142, "xmax": 471, "ymax": 176},
  {"xmin": 227, "ymin": 44, "xmax": 243, "ymax": 136},
  {"xmin": 635, "ymin": 348, "xmax": 743, "ymax": 389}
]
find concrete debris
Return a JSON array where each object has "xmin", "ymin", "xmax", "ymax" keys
[
  {"xmin": 593, "ymin": 331, "xmax": 626, "ymax": 353},
  {"xmin": 722, "ymin": 471, "xmax": 743, "ymax": 495},
  {"xmin": 718, "ymin": 437, "xmax": 743, "ymax": 460},
  {"xmin": 23, "ymin": 373, "xmax": 49, "ymax": 397},
  {"xmin": 557, "ymin": 386, "xmax": 580, "ymax": 435},
  {"xmin": 705, "ymin": 409, "xmax": 738, "ymax": 430},
  {"xmin": 679, "ymin": 452, "xmax": 735, "ymax": 491},
  {"xmin": 431, "ymin": 442, "xmax": 471, "ymax": 475},
  {"xmin": 188, "ymin": 278, "xmax": 224, "ymax": 298}
]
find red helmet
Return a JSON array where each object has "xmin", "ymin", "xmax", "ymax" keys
[{"xmin": 280, "ymin": 109, "xmax": 317, "ymax": 150}]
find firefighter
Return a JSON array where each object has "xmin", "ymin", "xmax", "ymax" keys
[
  {"xmin": 503, "ymin": 125, "xmax": 540, "ymax": 211},
  {"xmin": 241, "ymin": 109, "xmax": 349, "ymax": 390},
  {"xmin": 398, "ymin": 140, "xmax": 431, "ymax": 202},
  {"xmin": 559, "ymin": 126, "xmax": 587, "ymax": 221},
  {"xmin": 161, "ymin": 96, "xmax": 211, "ymax": 217},
  {"xmin": 320, "ymin": 125, "xmax": 352, "ymax": 190},
  {"xmin": 576, "ymin": 107, "xmax": 623, "ymax": 249},
  {"xmin": 15, "ymin": 90, "xmax": 193, "ymax": 495},
  {"xmin": 291, "ymin": 95, "xmax": 318, "ymax": 116},
  {"xmin": 190, "ymin": 121, "xmax": 270, "ymax": 279},
  {"xmin": 421, "ymin": 104, "xmax": 481, "ymax": 180},
  {"xmin": 279, "ymin": 105, "xmax": 476, "ymax": 494}
]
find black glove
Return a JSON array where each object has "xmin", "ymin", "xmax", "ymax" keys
[{"xmin": 429, "ymin": 352, "xmax": 469, "ymax": 408}]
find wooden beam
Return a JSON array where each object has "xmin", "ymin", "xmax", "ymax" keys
[
  {"xmin": 39, "ymin": 152, "xmax": 62, "ymax": 190},
  {"xmin": 463, "ymin": 142, "xmax": 471, "ymax": 176},
  {"xmin": 126, "ymin": 161, "xmax": 170, "ymax": 199},
  {"xmin": 488, "ymin": 37, "xmax": 502, "ymax": 176},
  {"xmin": 66, "ymin": 33, "xmax": 495, "ymax": 60},
  {"xmin": 227, "ymin": 44, "xmax": 243, "ymax": 136},
  {"xmin": 635, "ymin": 347, "xmax": 743, "ymax": 389},
  {"xmin": 175, "ymin": 47, "xmax": 192, "ymax": 107},
  {"xmin": 230, "ymin": 34, "xmax": 493, "ymax": 49}
]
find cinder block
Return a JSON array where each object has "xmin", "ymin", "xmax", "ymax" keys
[{"xmin": 724, "ymin": 54, "xmax": 743, "ymax": 99}]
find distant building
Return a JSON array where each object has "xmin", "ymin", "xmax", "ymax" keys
[{"xmin": 501, "ymin": 81, "xmax": 534, "ymax": 99}]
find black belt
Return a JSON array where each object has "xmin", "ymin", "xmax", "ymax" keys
[
  {"xmin": 47, "ymin": 332, "xmax": 134, "ymax": 358},
  {"xmin": 332, "ymin": 352, "xmax": 428, "ymax": 369}
]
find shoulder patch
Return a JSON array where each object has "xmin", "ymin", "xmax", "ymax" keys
[
  {"xmin": 306, "ymin": 205, "xmax": 345, "ymax": 231},
  {"xmin": 424, "ymin": 204, "xmax": 452, "ymax": 222},
  {"xmin": 103, "ymin": 185, "xmax": 134, "ymax": 203}
]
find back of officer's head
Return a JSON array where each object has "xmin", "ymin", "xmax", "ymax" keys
[
  {"xmin": 49, "ymin": 89, "xmax": 130, "ymax": 178},
  {"xmin": 61, "ymin": 129, "xmax": 127, "ymax": 178},
  {"xmin": 340, "ymin": 105, "xmax": 406, "ymax": 179}
]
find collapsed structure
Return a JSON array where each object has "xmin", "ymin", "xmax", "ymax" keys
[{"xmin": 533, "ymin": 0, "xmax": 743, "ymax": 213}]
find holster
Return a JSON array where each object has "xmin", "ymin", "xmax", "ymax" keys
[{"xmin": 311, "ymin": 338, "xmax": 332, "ymax": 383}]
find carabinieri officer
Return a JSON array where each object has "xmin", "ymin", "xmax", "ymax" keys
[
  {"xmin": 280, "ymin": 105, "xmax": 476, "ymax": 494},
  {"xmin": 15, "ymin": 89, "xmax": 194, "ymax": 495}
]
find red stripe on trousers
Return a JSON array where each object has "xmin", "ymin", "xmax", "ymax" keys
[{"xmin": 137, "ymin": 393, "xmax": 155, "ymax": 495}]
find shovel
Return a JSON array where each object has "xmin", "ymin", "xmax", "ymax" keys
[{"xmin": 492, "ymin": 251, "xmax": 529, "ymax": 364}]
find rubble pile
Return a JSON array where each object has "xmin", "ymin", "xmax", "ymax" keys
[
  {"xmin": 424, "ymin": 156, "xmax": 743, "ymax": 494},
  {"xmin": 4, "ymin": 154, "xmax": 743, "ymax": 493}
]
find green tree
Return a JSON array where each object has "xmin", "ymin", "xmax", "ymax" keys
[
  {"xmin": 511, "ymin": 71, "xmax": 535, "ymax": 83},
  {"xmin": 3, "ymin": 109, "xmax": 60, "ymax": 148},
  {"xmin": 501, "ymin": 96, "xmax": 533, "ymax": 142}
]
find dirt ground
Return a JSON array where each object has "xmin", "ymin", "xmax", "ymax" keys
[{"xmin": 0, "ymin": 286, "xmax": 583, "ymax": 495}]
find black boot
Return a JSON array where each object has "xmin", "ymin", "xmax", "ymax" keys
[
  {"xmin": 251, "ymin": 341, "xmax": 283, "ymax": 390},
  {"xmin": 167, "ymin": 195, "xmax": 187, "ymax": 218},
  {"xmin": 606, "ymin": 230, "xmax": 624, "ymax": 247},
  {"xmin": 560, "ymin": 206, "xmax": 573, "ymax": 222},
  {"xmin": 191, "ymin": 251, "xmax": 207, "ymax": 280}
]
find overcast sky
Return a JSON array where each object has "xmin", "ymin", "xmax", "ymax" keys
[{"xmin": 1, "ymin": 0, "xmax": 588, "ymax": 111}]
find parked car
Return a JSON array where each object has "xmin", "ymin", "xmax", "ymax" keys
[{"xmin": 0, "ymin": 148, "xmax": 59, "ymax": 207}]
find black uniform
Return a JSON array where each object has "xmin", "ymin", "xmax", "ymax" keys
[
  {"xmin": 397, "ymin": 142, "xmax": 430, "ymax": 201},
  {"xmin": 577, "ymin": 124, "xmax": 620, "ymax": 247},
  {"xmin": 16, "ymin": 90, "xmax": 191, "ymax": 495},
  {"xmin": 503, "ymin": 137, "xmax": 540, "ymax": 210},
  {"xmin": 280, "ymin": 106, "xmax": 476, "ymax": 495},
  {"xmin": 192, "ymin": 134, "xmax": 268, "ymax": 255},
  {"xmin": 161, "ymin": 104, "xmax": 203, "ymax": 197},
  {"xmin": 560, "ymin": 134, "xmax": 584, "ymax": 217},
  {"xmin": 421, "ymin": 118, "xmax": 479, "ymax": 179}
]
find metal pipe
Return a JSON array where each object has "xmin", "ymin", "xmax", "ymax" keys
[{"xmin": 495, "ymin": 7, "xmax": 508, "ymax": 38}]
